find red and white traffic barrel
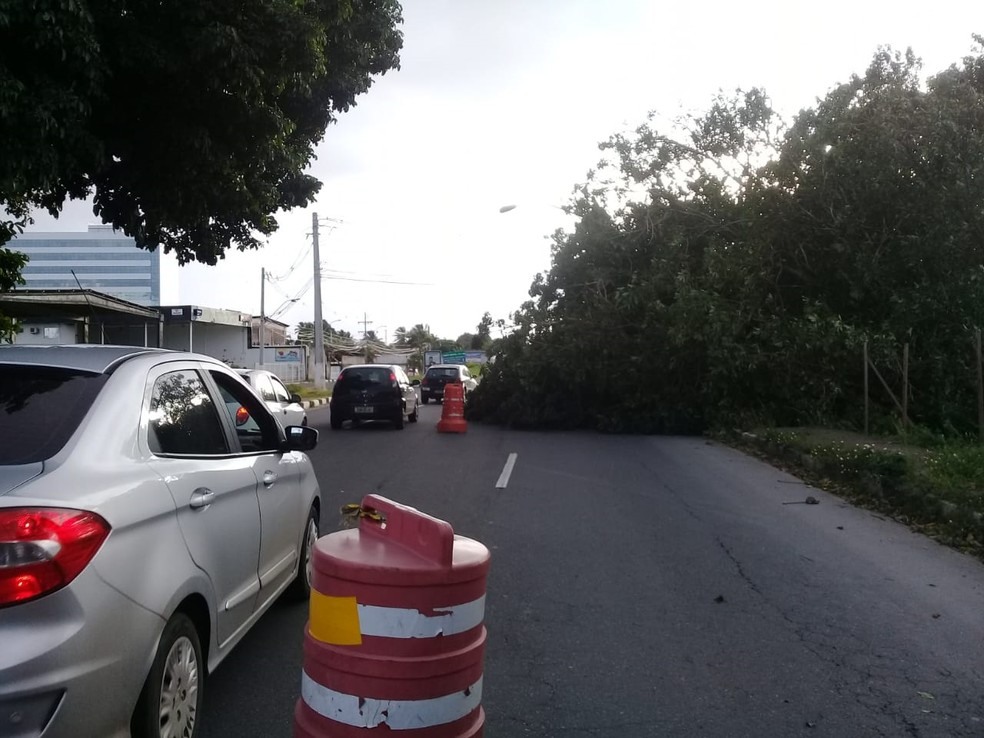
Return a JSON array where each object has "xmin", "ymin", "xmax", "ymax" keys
[
  {"xmin": 294, "ymin": 494, "xmax": 491, "ymax": 737},
  {"xmin": 437, "ymin": 382, "xmax": 468, "ymax": 434}
]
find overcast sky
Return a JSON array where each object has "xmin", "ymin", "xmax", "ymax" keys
[{"xmin": 26, "ymin": 0, "xmax": 980, "ymax": 342}]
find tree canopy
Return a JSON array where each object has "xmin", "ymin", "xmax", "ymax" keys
[
  {"xmin": 456, "ymin": 312, "xmax": 494, "ymax": 351},
  {"xmin": 470, "ymin": 40, "xmax": 984, "ymax": 435},
  {"xmin": 0, "ymin": 0, "xmax": 403, "ymax": 269}
]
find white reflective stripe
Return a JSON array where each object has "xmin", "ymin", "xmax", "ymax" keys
[
  {"xmin": 357, "ymin": 595, "xmax": 485, "ymax": 638},
  {"xmin": 302, "ymin": 672, "xmax": 482, "ymax": 729}
]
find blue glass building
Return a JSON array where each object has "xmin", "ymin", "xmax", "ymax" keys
[{"xmin": 11, "ymin": 225, "xmax": 161, "ymax": 305}]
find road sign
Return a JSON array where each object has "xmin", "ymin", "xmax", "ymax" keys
[{"xmin": 442, "ymin": 352, "xmax": 466, "ymax": 364}]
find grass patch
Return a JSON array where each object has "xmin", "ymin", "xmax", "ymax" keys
[
  {"xmin": 724, "ymin": 427, "xmax": 984, "ymax": 560},
  {"xmin": 287, "ymin": 383, "xmax": 332, "ymax": 400}
]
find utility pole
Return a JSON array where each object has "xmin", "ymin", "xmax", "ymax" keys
[
  {"xmin": 361, "ymin": 311, "xmax": 373, "ymax": 362},
  {"xmin": 312, "ymin": 212, "xmax": 326, "ymax": 388},
  {"xmin": 259, "ymin": 267, "xmax": 265, "ymax": 368}
]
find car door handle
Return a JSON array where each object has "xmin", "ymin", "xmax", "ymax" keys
[
  {"xmin": 262, "ymin": 471, "xmax": 277, "ymax": 487},
  {"xmin": 189, "ymin": 488, "xmax": 215, "ymax": 510}
]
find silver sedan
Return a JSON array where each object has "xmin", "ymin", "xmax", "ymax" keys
[{"xmin": 0, "ymin": 345, "xmax": 322, "ymax": 738}]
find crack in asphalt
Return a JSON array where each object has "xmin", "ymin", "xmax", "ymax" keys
[{"xmin": 715, "ymin": 537, "xmax": 764, "ymax": 597}]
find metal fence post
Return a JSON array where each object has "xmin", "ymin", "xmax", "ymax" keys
[{"xmin": 863, "ymin": 340, "xmax": 869, "ymax": 436}]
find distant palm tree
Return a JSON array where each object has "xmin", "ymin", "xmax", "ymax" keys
[
  {"xmin": 402, "ymin": 324, "xmax": 436, "ymax": 373},
  {"xmin": 295, "ymin": 321, "xmax": 314, "ymax": 346},
  {"xmin": 407, "ymin": 323, "xmax": 434, "ymax": 350}
]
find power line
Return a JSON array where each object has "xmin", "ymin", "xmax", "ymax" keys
[
  {"xmin": 267, "ymin": 244, "xmax": 313, "ymax": 283},
  {"xmin": 321, "ymin": 274, "xmax": 433, "ymax": 286},
  {"xmin": 269, "ymin": 276, "xmax": 315, "ymax": 319}
]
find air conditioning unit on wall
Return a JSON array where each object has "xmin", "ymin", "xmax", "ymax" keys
[{"xmin": 29, "ymin": 327, "xmax": 41, "ymax": 335}]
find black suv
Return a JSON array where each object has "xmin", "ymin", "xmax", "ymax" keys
[
  {"xmin": 420, "ymin": 364, "xmax": 477, "ymax": 404},
  {"xmin": 329, "ymin": 364, "xmax": 420, "ymax": 429}
]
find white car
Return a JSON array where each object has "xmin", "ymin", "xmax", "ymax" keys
[
  {"xmin": 0, "ymin": 345, "xmax": 322, "ymax": 738},
  {"xmin": 237, "ymin": 368, "xmax": 308, "ymax": 427}
]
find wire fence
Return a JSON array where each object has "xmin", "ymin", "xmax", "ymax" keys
[{"xmin": 861, "ymin": 328, "xmax": 984, "ymax": 440}]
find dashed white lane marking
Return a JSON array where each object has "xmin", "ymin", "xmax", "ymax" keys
[{"xmin": 495, "ymin": 453, "xmax": 518, "ymax": 489}]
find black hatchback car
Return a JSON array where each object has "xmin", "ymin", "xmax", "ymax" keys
[
  {"xmin": 420, "ymin": 363, "xmax": 478, "ymax": 404},
  {"xmin": 329, "ymin": 364, "xmax": 420, "ymax": 430}
]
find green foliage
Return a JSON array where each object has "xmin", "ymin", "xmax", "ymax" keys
[
  {"xmin": 807, "ymin": 441, "xmax": 910, "ymax": 483},
  {"xmin": 0, "ymin": 246, "xmax": 26, "ymax": 339},
  {"xmin": 433, "ymin": 338, "xmax": 459, "ymax": 353},
  {"xmin": 0, "ymin": 0, "xmax": 403, "ymax": 323},
  {"xmin": 922, "ymin": 446, "xmax": 984, "ymax": 495},
  {"xmin": 471, "ymin": 39, "xmax": 984, "ymax": 436},
  {"xmin": 455, "ymin": 315, "xmax": 493, "ymax": 351}
]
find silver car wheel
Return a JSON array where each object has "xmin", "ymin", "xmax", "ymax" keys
[
  {"xmin": 158, "ymin": 635, "xmax": 199, "ymax": 738},
  {"xmin": 303, "ymin": 516, "xmax": 318, "ymax": 588}
]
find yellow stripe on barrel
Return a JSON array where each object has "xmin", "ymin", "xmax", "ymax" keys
[{"xmin": 309, "ymin": 592, "xmax": 362, "ymax": 645}]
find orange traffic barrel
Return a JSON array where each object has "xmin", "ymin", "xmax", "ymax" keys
[
  {"xmin": 437, "ymin": 382, "xmax": 468, "ymax": 433},
  {"xmin": 295, "ymin": 494, "xmax": 490, "ymax": 737}
]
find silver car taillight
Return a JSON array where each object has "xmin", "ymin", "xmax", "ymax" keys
[{"xmin": 0, "ymin": 508, "xmax": 110, "ymax": 608}]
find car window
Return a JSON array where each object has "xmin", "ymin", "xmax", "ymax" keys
[
  {"xmin": 396, "ymin": 367, "xmax": 410, "ymax": 384},
  {"xmin": 253, "ymin": 373, "xmax": 277, "ymax": 401},
  {"xmin": 462, "ymin": 368, "xmax": 471, "ymax": 379},
  {"xmin": 270, "ymin": 375, "xmax": 291, "ymax": 403},
  {"xmin": 148, "ymin": 370, "xmax": 229, "ymax": 456},
  {"xmin": 211, "ymin": 371, "xmax": 281, "ymax": 453},
  {"xmin": 426, "ymin": 367, "xmax": 458, "ymax": 379},
  {"xmin": 0, "ymin": 366, "xmax": 109, "ymax": 464},
  {"xmin": 336, "ymin": 367, "xmax": 391, "ymax": 390}
]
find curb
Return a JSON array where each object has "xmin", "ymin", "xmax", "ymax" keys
[{"xmin": 301, "ymin": 398, "xmax": 330, "ymax": 409}]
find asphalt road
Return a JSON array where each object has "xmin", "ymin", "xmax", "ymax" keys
[{"xmin": 199, "ymin": 402, "xmax": 984, "ymax": 737}]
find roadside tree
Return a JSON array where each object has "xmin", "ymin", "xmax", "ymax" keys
[
  {"xmin": 0, "ymin": 0, "xmax": 403, "ymax": 323},
  {"xmin": 471, "ymin": 40, "xmax": 984, "ymax": 434}
]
